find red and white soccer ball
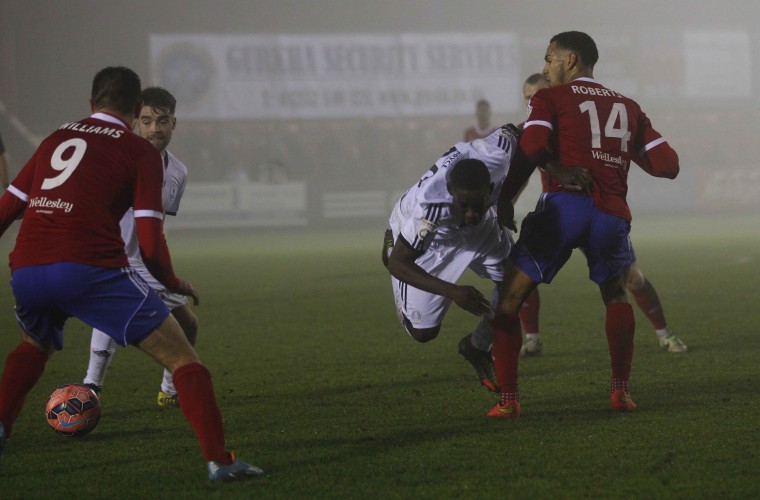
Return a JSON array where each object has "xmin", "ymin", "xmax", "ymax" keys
[{"xmin": 45, "ymin": 384, "xmax": 101, "ymax": 437}]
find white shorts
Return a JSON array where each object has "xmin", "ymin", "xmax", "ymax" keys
[
  {"xmin": 134, "ymin": 265, "xmax": 189, "ymax": 311},
  {"xmin": 390, "ymin": 215, "xmax": 512, "ymax": 330}
]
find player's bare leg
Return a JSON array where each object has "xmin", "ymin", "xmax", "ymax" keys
[
  {"xmin": 137, "ymin": 315, "xmax": 263, "ymax": 480},
  {"xmin": 402, "ymin": 321, "xmax": 440, "ymax": 344},
  {"xmin": 600, "ymin": 276, "xmax": 637, "ymax": 411},
  {"xmin": 625, "ymin": 262, "xmax": 687, "ymax": 352},
  {"xmin": 489, "ymin": 263, "xmax": 537, "ymax": 417},
  {"xmin": 157, "ymin": 304, "xmax": 200, "ymax": 407}
]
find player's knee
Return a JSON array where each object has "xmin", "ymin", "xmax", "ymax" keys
[
  {"xmin": 164, "ymin": 350, "xmax": 201, "ymax": 373},
  {"xmin": 497, "ymin": 292, "xmax": 524, "ymax": 316},
  {"xmin": 22, "ymin": 334, "xmax": 55, "ymax": 358},
  {"xmin": 403, "ymin": 319, "xmax": 440, "ymax": 343},
  {"xmin": 497, "ymin": 273, "xmax": 536, "ymax": 316},
  {"xmin": 625, "ymin": 268, "xmax": 645, "ymax": 291},
  {"xmin": 601, "ymin": 284, "xmax": 628, "ymax": 306},
  {"xmin": 410, "ymin": 328, "xmax": 440, "ymax": 343},
  {"xmin": 138, "ymin": 317, "xmax": 200, "ymax": 372}
]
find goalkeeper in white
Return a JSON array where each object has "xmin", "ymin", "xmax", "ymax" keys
[{"xmin": 83, "ymin": 86, "xmax": 195, "ymax": 408}]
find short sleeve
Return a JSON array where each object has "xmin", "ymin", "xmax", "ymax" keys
[
  {"xmin": 133, "ymin": 148, "xmax": 165, "ymax": 219},
  {"xmin": 399, "ymin": 201, "xmax": 441, "ymax": 253}
]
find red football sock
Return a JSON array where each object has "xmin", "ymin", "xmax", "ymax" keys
[
  {"xmin": 173, "ymin": 363, "xmax": 231, "ymax": 464},
  {"xmin": 631, "ymin": 278, "xmax": 667, "ymax": 330},
  {"xmin": 491, "ymin": 313, "xmax": 522, "ymax": 397},
  {"xmin": 605, "ymin": 303, "xmax": 635, "ymax": 381},
  {"xmin": 0, "ymin": 342, "xmax": 48, "ymax": 437},
  {"xmin": 518, "ymin": 288, "xmax": 540, "ymax": 334}
]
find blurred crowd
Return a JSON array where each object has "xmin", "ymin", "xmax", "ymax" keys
[
  {"xmin": 165, "ymin": 115, "xmax": 493, "ymax": 190},
  {"xmin": 1, "ymin": 104, "xmax": 757, "ymax": 209}
]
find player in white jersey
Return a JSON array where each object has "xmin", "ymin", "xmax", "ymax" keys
[
  {"xmin": 83, "ymin": 87, "xmax": 198, "ymax": 407},
  {"xmin": 383, "ymin": 124, "xmax": 521, "ymax": 392}
]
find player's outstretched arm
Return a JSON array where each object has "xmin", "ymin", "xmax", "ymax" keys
[
  {"xmin": 387, "ymin": 237, "xmax": 491, "ymax": 316},
  {"xmin": 135, "ymin": 216, "xmax": 200, "ymax": 305},
  {"xmin": 496, "ymin": 198, "xmax": 516, "ymax": 231},
  {"xmin": 500, "ymin": 146, "xmax": 537, "ymax": 203}
]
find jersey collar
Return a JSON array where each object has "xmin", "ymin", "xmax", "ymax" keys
[
  {"xmin": 90, "ymin": 112, "xmax": 131, "ymax": 130},
  {"xmin": 571, "ymin": 77, "xmax": 598, "ymax": 85}
]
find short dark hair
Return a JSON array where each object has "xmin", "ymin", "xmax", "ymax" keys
[
  {"xmin": 550, "ymin": 31, "xmax": 599, "ymax": 68},
  {"xmin": 476, "ymin": 99, "xmax": 491, "ymax": 108},
  {"xmin": 449, "ymin": 159, "xmax": 491, "ymax": 191},
  {"xmin": 142, "ymin": 86, "xmax": 177, "ymax": 114},
  {"xmin": 524, "ymin": 73, "xmax": 548, "ymax": 86},
  {"xmin": 91, "ymin": 66, "xmax": 142, "ymax": 116}
]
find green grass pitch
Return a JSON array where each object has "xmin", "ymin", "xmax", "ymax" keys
[{"xmin": 0, "ymin": 212, "xmax": 759, "ymax": 498}]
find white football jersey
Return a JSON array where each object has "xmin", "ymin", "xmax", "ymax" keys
[
  {"xmin": 392, "ymin": 125, "xmax": 519, "ymax": 253},
  {"xmin": 121, "ymin": 149, "xmax": 187, "ymax": 269}
]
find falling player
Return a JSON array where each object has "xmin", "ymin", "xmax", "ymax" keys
[
  {"xmin": 489, "ymin": 32, "xmax": 680, "ymax": 417},
  {"xmin": 383, "ymin": 124, "xmax": 523, "ymax": 392},
  {"xmin": 517, "ymin": 73, "xmax": 687, "ymax": 356},
  {"xmin": 82, "ymin": 86, "xmax": 200, "ymax": 406},
  {"xmin": 0, "ymin": 67, "xmax": 261, "ymax": 480}
]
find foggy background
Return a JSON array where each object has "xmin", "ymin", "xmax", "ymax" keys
[{"xmin": 1, "ymin": 0, "xmax": 758, "ymax": 228}]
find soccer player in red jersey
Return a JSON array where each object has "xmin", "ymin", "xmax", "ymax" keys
[
  {"xmin": 82, "ymin": 87, "xmax": 202, "ymax": 408},
  {"xmin": 0, "ymin": 67, "xmax": 261, "ymax": 480},
  {"xmin": 488, "ymin": 32, "xmax": 680, "ymax": 417},
  {"xmin": 516, "ymin": 74, "xmax": 687, "ymax": 355},
  {"xmin": 463, "ymin": 99, "xmax": 498, "ymax": 142}
]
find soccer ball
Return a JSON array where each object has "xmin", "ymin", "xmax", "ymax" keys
[{"xmin": 45, "ymin": 384, "xmax": 101, "ymax": 437}]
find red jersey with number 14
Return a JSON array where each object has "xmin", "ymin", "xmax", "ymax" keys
[
  {"xmin": 521, "ymin": 77, "xmax": 679, "ymax": 221},
  {"xmin": 8, "ymin": 112, "xmax": 164, "ymax": 270}
]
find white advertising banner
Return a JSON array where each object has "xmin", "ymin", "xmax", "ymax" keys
[{"xmin": 150, "ymin": 33, "xmax": 520, "ymax": 119}]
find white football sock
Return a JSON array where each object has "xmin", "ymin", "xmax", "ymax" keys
[
  {"xmin": 161, "ymin": 369, "xmax": 177, "ymax": 396},
  {"xmin": 83, "ymin": 329, "xmax": 117, "ymax": 387},
  {"xmin": 655, "ymin": 327, "xmax": 671, "ymax": 339}
]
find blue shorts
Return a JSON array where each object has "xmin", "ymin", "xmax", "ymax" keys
[
  {"xmin": 509, "ymin": 192, "xmax": 633, "ymax": 285},
  {"xmin": 11, "ymin": 263, "xmax": 170, "ymax": 351}
]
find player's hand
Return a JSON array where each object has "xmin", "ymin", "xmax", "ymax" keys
[
  {"xmin": 545, "ymin": 161, "xmax": 593, "ymax": 195},
  {"xmin": 172, "ymin": 279, "xmax": 200, "ymax": 306},
  {"xmin": 451, "ymin": 285, "xmax": 492, "ymax": 316}
]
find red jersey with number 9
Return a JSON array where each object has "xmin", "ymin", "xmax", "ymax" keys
[
  {"xmin": 522, "ymin": 77, "xmax": 678, "ymax": 221},
  {"xmin": 8, "ymin": 112, "xmax": 164, "ymax": 270}
]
